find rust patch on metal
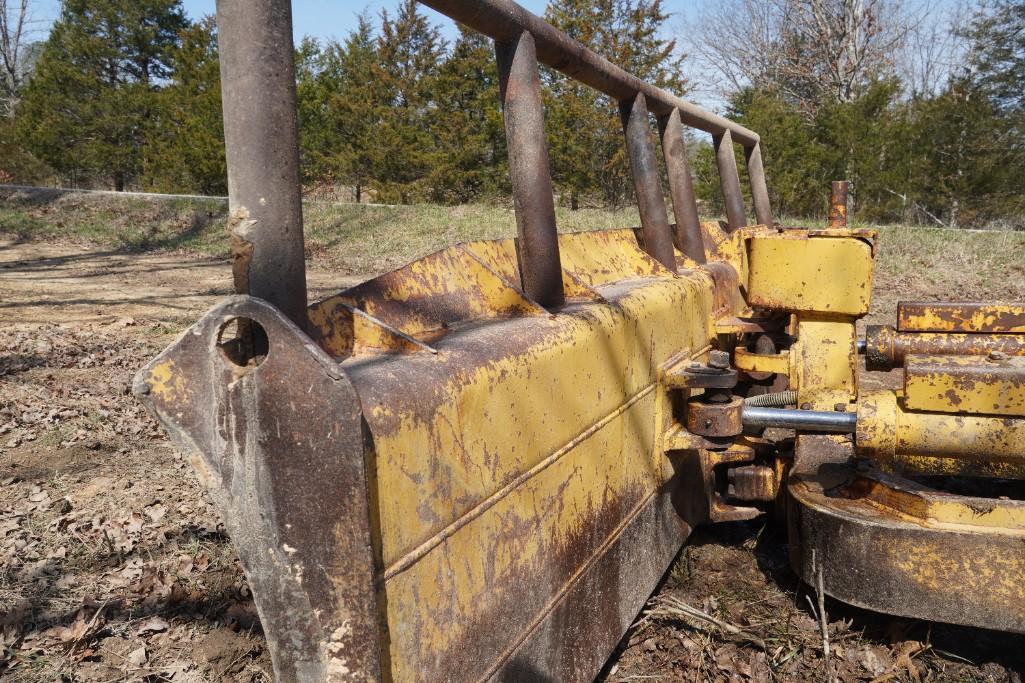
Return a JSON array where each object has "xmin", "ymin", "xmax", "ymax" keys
[
  {"xmin": 728, "ymin": 465, "xmax": 778, "ymax": 501},
  {"xmin": 226, "ymin": 207, "xmax": 255, "ymax": 296},
  {"xmin": 897, "ymin": 301, "xmax": 1025, "ymax": 333},
  {"xmin": 686, "ymin": 396, "xmax": 743, "ymax": 437},
  {"xmin": 904, "ymin": 354, "xmax": 1025, "ymax": 416},
  {"xmin": 828, "ymin": 180, "xmax": 848, "ymax": 229}
]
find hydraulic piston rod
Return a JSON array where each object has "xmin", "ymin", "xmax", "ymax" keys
[
  {"xmin": 741, "ymin": 406, "xmax": 857, "ymax": 433},
  {"xmin": 744, "ymin": 401, "xmax": 1025, "ymax": 463}
]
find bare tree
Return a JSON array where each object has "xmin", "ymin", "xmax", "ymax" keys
[
  {"xmin": 685, "ymin": 0, "xmax": 922, "ymax": 114},
  {"xmin": 0, "ymin": 0, "xmax": 39, "ymax": 118},
  {"xmin": 897, "ymin": 0, "xmax": 973, "ymax": 98}
]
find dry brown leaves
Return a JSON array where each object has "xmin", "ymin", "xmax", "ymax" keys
[{"xmin": 1, "ymin": 321, "xmax": 270, "ymax": 682}]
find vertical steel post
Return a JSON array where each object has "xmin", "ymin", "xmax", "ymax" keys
[
  {"xmin": 829, "ymin": 180, "xmax": 849, "ymax": 229},
  {"xmin": 658, "ymin": 109, "xmax": 706, "ymax": 264},
  {"xmin": 216, "ymin": 0, "xmax": 309, "ymax": 328},
  {"xmin": 745, "ymin": 142, "xmax": 774, "ymax": 227},
  {"xmin": 496, "ymin": 32, "xmax": 565, "ymax": 308},
  {"xmin": 620, "ymin": 92, "xmax": 677, "ymax": 271},
  {"xmin": 713, "ymin": 130, "xmax": 747, "ymax": 232}
]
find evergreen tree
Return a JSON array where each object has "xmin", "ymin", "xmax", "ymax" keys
[
  {"xmin": 724, "ymin": 88, "xmax": 830, "ymax": 218},
  {"xmin": 543, "ymin": 0, "xmax": 685, "ymax": 208},
  {"xmin": 0, "ymin": 116, "xmax": 50, "ymax": 182},
  {"xmin": 966, "ymin": 0, "xmax": 1025, "ymax": 115},
  {"xmin": 374, "ymin": 0, "xmax": 444, "ymax": 203},
  {"xmin": 327, "ymin": 16, "xmax": 383, "ymax": 203},
  {"xmin": 144, "ymin": 16, "xmax": 225, "ymax": 194},
  {"xmin": 16, "ymin": 0, "xmax": 188, "ymax": 190},
  {"xmin": 429, "ymin": 26, "xmax": 508, "ymax": 203},
  {"xmin": 814, "ymin": 80, "xmax": 911, "ymax": 221},
  {"xmin": 905, "ymin": 79, "xmax": 1018, "ymax": 227},
  {"xmin": 296, "ymin": 18, "xmax": 386, "ymax": 202},
  {"xmin": 295, "ymin": 36, "xmax": 330, "ymax": 185}
]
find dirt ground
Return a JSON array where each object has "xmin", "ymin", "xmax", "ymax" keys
[{"xmin": 2, "ymin": 237, "xmax": 1024, "ymax": 682}]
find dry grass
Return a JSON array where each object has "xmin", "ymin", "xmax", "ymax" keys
[{"xmin": 4, "ymin": 189, "xmax": 1024, "ymax": 300}]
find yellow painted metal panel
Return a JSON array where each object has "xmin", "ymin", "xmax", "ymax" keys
[
  {"xmin": 793, "ymin": 317, "xmax": 857, "ymax": 409},
  {"xmin": 904, "ymin": 354, "xmax": 1025, "ymax": 416},
  {"xmin": 734, "ymin": 347, "xmax": 789, "ymax": 375},
  {"xmin": 857, "ymin": 389, "xmax": 1025, "ymax": 463},
  {"xmin": 338, "ymin": 254, "xmax": 714, "ymax": 679},
  {"xmin": 382, "ymin": 393, "xmax": 659, "ymax": 680},
  {"xmin": 556, "ymin": 229, "xmax": 670, "ymax": 287},
  {"xmin": 360, "ymin": 274, "xmax": 712, "ymax": 567},
  {"xmin": 746, "ymin": 233, "xmax": 873, "ymax": 315}
]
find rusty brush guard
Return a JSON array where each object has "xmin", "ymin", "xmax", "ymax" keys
[{"xmin": 135, "ymin": 0, "xmax": 1025, "ymax": 681}]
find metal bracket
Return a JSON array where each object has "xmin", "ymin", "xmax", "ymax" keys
[{"xmin": 134, "ymin": 296, "xmax": 382, "ymax": 682}]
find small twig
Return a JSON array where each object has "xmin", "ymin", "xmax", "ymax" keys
[
  {"xmin": 644, "ymin": 595, "xmax": 767, "ymax": 651},
  {"xmin": 70, "ymin": 597, "xmax": 110, "ymax": 652},
  {"xmin": 811, "ymin": 550, "xmax": 835, "ymax": 683},
  {"xmin": 54, "ymin": 597, "xmax": 112, "ymax": 675},
  {"xmin": 803, "ymin": 593, "xmax": 819, "ymax": 622}
]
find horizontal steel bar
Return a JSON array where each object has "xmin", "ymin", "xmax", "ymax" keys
[
  {"xmin": 418, "ymin": 0, "xmax": 760, "ymax": 146},
  {"xmin": 742, "ymin": 406, "xmax": 857, "ymax": 433}
]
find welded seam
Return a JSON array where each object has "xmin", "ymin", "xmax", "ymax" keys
[
  {"xmin": 381, "ymin": 383, "xmax": 656, "ymax": 581},
  {"xmin": 476, "ymin": 487, "xmax": 662, "ymax": 683}
]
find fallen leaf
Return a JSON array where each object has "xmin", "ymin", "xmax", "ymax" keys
[
  {"xmin": 136, "ymin": 616, "xmax": 169, "ymax": 635},
  {"xmin": 127, "ymin": 645, "xmax": 147, "ymax": 667},
  {"xmin": 144, "ymin": 503, "xmax": 167, "ymax": 524},
  {"xmin": 42, "ymin": 614, "xmax": 88, "ymax": 643}
]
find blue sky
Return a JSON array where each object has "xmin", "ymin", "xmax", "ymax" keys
[
  {"xmin": 178, "ymin": 1, "xmax": 550, "ymax": 41},
  {"xmin": 33, "ymin": 1, "xmax": 698, "ymax": 44}
]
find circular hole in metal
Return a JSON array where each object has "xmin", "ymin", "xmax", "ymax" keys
[{"xmin": 217, "ymin": 317, "xmax": 269, "ymax": 368}]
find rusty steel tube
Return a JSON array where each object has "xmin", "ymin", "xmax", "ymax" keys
[
  {"xmin": 829, "ymin": 180, "xmax": 849, "ymax": 229},
  {"xmin": 865, "ymin": 325, "xmax": 1025, "ymax": 370},
  {"xmin": 620, "ymin": 92, "xmax": 677, "ymax": 271},
  {"xmin": 714, "ymin": 130, "xmax": 747, "ymax": 232},
  {"xmin": 417, "ymin": 0, "xmax": 759, "ymax": 147},
  {"xmin": 658, "ymin": 109, "xmax": 705, "ymax": 263},
  {"xmin": 216, "ymin": 0, "xmax": 308, "ymax": 328},
  {"xmin": 745, "ymin": 143, "xmax": 773, "ymax": 226},
  {"xmin": 496, "ymin": 32, "xmax": 564, "ymax": 308}
]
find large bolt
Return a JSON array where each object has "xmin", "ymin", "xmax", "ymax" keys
[{"xmin": 708, "ymin": 350, "xmax": 730, "ymax": 370}]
